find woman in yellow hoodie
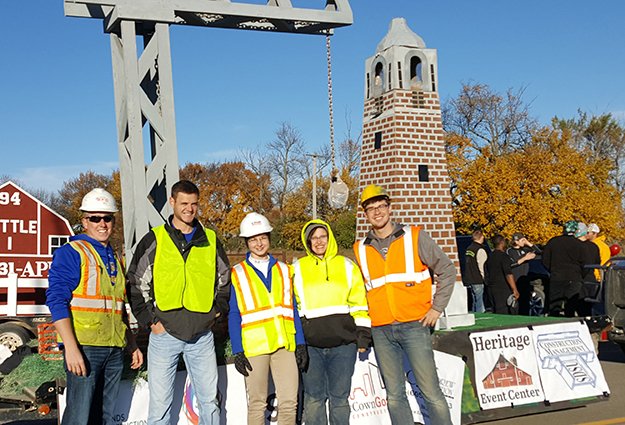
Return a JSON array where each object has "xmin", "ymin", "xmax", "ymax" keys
[{"xmin": 292, "ymin": 219, "xmax": 371, "ymax": 425}]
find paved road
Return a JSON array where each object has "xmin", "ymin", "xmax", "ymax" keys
[{"xmin": 1, "ymin": 342, "xmax": 624, "ymax": 425}]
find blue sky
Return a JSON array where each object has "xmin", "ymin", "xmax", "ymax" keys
[{"xmin": 2, "ymin": 0, "xmax": 624, "ymax": 193}]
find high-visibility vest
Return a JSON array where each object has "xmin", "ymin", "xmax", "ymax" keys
[
  {"xmin": 231, "ymin": 261, "xmax": 296, "ymax": 357},
  {"xmin": 354, "ymin": 226, "xmax": 432, "ymax": 326},
  {"xmin": 66, "ymin": 240, "xmax": 127, "ymax": 347},
  {"xmin": 292, "ymin": 256, "xmax": 370, "ymax": 328},
  {"xmin": 152, "ymin": 225, "xmax": 216, "ymax": 312}
]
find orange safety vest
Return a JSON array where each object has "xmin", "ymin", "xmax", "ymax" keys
[
  {"xmin": 65, "ymin": 240, "xmax": 127, "ymax": 347},
  {"xmin": 231, "ymin": 261, "xmax": 296, "ymax": 357},
  {"xmin": 354, "ymin": 226, "xmax": 433, "ymax": 326}
]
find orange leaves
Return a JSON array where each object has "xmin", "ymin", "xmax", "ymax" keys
[
  {"xmin": 180, "ymin": 162, "xmax": 272, "ymax": 243},
  {"xmin": 448, "ymin": 129, "xmax": 625, "ymax": 244}
]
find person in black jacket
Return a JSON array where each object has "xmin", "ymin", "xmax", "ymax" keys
[
  {"xmin": 127, "ymin": 180, "xmax": 231, "ymax": 425},
  {"xmin": 485, "ymin": 235, "xmax": 520, "ymax": 314},
  {"xmin": 464, "ymin": 230, "xmax": 488, "ymax": 313},
  {"xmin": 507, "ymin": 233, "xmax": 541, "ymax": 315},
  {"xmin": 542, "ymin": 221, "xmax": 588, "ymax": 317}
]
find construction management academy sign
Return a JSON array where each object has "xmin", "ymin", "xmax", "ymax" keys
[{"xmin": 470, "ymin": 321, "xmax": 610, "ymax": 410}]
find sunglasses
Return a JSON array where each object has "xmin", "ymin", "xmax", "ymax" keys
[{"xmin": 85, "ymin": 215, "xmax": 114, "ymax": 223}]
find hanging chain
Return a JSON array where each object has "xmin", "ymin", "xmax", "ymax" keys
[{"xmin": 326, "ymin": 35, "xmax": 337, "ymax": 178}]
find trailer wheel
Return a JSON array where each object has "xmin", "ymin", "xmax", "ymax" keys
[{"xmin": 0, "ymin": 323, "xmax": 32, "ymax": 351}]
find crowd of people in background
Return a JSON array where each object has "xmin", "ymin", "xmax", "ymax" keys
[{"xmin": 463, "ymin": 220, "xmax": 619, "ymax": 319}]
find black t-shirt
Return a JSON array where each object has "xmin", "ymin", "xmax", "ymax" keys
[{"xmin": 485, "ymin": 250, "xmax": 513, "ymax": 288}]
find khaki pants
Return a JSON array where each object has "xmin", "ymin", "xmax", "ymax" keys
[{"xmin": 245, "ymin": 348, "xmax": 299, "ymax": 425}]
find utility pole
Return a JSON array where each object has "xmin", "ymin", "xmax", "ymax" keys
[{"xmin": 63, "ymin": 0, "xmax": 352, "ymax": 260}]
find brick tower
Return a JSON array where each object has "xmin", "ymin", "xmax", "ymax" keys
[{"xmin": 357, "ymin": 18, "xmax": 472, "ymax": 326}]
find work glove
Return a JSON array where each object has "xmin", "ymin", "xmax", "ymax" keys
[
  {"xmin": 295, "ymin": 344, "xmax": 309, "ymax": 372},
  {"xmin": 234, "ymin": 352, "xmax": 253, "ymax": 377}
]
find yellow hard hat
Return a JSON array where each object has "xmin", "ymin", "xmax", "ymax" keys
[{"xmin": 360, "ymin": 184, "xmax": 389, "ymax": 206}]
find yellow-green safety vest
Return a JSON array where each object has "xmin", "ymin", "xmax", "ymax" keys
[
  {"xmin": 152, "ymin": 225, "xmax": 216, "ymax": 312},
  {"xmin": 231, "ymin": 261, "xmax": 296, "ymax": 357},
  {"xmin": 292, "ymin": 256, "xmax": 370, "ymax": 328},
  {"xmin": 66, "ymin": 240, "xmax": 127, "ymax": 347}
]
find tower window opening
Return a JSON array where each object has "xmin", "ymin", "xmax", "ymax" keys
[
  {"xmin": 397, "ymin": 62, "xmax": 403, "ymax": 89},
  {"xmin": 374, "ymin": 62, "xmax": 385, "ymax": 95},
  {"xmin": 366, "ymin": 72, "xmax": 370, "ymax": 98},
  {"xmin": 388, "ymin": 63, "xmax": 392, "ymax": 88},
  {"xmin": 410, "ymin": 56, "xmax": 423, "ymax": 83},
  {"xmin": 374, "ymin": 132, "xmax": 382, "ymax": 150},
  {"xmin": 430, "ymin": 64, "xmax": 436, "ymax": 91},
  {"xmin": 375, "ymin": 62, "xmax": 384, "ymax": 85},
  {"xmin": 418, "ymin": 165, "xmax": 429, "ymax": 182}
]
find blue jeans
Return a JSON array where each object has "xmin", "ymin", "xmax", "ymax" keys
[
  {"xmin": 148, "ymin": 330, "xmax": 220, "ymax": 425},
  {"xmin": 470, "ymin": 284, "xmax": 485, "ymax": 313},
  {"xmin": 62, "ymin": 345, "xmax": 123, "ymax": 425},
  {"xmin": 301, "ymin": 343, "xmax": 357, "ymax": 425},
  {"xmin": 372, "ymin": 321, "xmax": 452, "ymax": 425}
]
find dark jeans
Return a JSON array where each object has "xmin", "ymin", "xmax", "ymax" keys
[
  {"xmin": 62, "ymin": 346, "xmax": 123, "ymax": 425},
  {"xmin": 301, "ymin": 343, "xmax": 357, "ymax": 425}
]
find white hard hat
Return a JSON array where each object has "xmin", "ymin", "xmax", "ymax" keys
[
  {"xmin": 79, "ymin": 188, "xmax": 118, "ymax": 213},
  {"xmin": 239, "ymin": 212, "xmax": 273, "ymax": 238}
]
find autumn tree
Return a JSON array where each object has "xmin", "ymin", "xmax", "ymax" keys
[
  {"xmin": 451, "ymin": 129, "xmax": 625, "ymax": 243},
  {"xmin": 239, "ymin": 122, "xmax": 307, "ymax": 210},
  {"xmin": 180, "ymin": 161, "xmax": 272, "ymax": 249},
  {"xmin": 443, "ymin": 82, "xmax": 538, "ymax": 158},
  {"xmin": 52, "ymin": 170, "xmax": 126, "ymax": 250},
  {"xmin": 553, "ymin": 111, "xmax": 625, "ymax": 192},
  {"xmin": 276, "ymin": 166, "xmax": 360, "ymax": 250}
]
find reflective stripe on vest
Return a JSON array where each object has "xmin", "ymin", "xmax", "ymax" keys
[
  {"xmin": 152, "ymin": 225, "xmax": 216, "ymax": 312},
  {"xmin": 292, "ymin": 258, "xmax": 354, "ymax": 319},
  {"xmin": 66, "ymin": 240, "xmax": 127, "ymax": 347},
  {"xmin": 357, "ymin": 227, "xmax": 431, "ymax": 290},
  {"xmin": 231, "ymin": 261, "xmax": 296, "ymax": 357}
]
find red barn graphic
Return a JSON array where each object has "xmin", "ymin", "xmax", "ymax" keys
[
  {"xmin": 482, "ymin": 354, "xmax": 533, "ymax": 388},
  {"xmin": 0, "ymin": 181, "xmax": 73, "ymax": 315}
]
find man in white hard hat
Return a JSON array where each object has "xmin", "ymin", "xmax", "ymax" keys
[
  {"xmin": 127, "ymin": 180, "xmax": 231, "ymax": 425},
  {"xmin": 352, "ymin": 184, "xmax": 454, "ymax": 425},
  {"xmin": 46, "ymin": 188, "xmax": 143, "ymax": 424}
]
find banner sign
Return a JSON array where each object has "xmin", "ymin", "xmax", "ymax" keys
[
  {"xmin": 470, "ymin": 321, "xmax": 610, "ymax": 410},
  {"xmin": 408, "ymin": 350, "xmax": 465, "ymax": 425},
  {"xmin": 469, "ymin": 327, "xmax": 544, "ymax": 409},
  {"xmin": 533, "ymin": 322, "xmax": 610, "ymax": 403},
  {"xmin": 59, "ymin": 350, "xmax": 465, "ymax": 425}
]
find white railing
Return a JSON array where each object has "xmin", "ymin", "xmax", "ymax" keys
[{"xmin": 0, "ymin": 273, "xmax": 50, "ymax": 316}]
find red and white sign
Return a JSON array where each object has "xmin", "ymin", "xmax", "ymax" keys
[{"xmin": 0, "ymin": 181, "xmax": 73, "ymax": 315}]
